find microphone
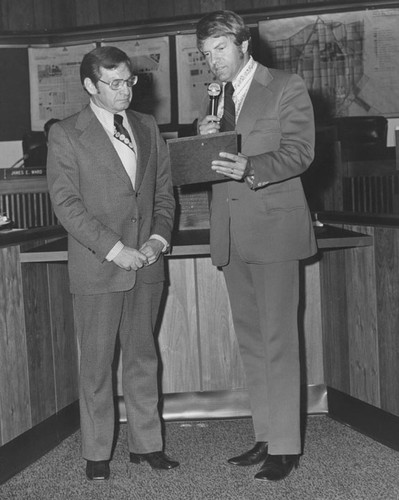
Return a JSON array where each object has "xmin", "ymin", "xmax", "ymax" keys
[
  {"xmin": 8, "ymin": 154, "xmax": 29, "ymax": 169},
  {"xmin": 207, "ymin": 82, "xmax": 221, "ymax": 116}
]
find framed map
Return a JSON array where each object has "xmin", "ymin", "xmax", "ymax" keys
[{"xmin": 259, "ymin": 8, "xmax": 399, "ymax": 118}]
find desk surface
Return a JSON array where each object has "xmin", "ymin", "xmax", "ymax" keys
[{"xmin": 17, "ymin": 225, "xmax": 373, "ymax": 263}]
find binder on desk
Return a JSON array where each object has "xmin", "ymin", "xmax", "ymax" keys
[{"xmin": 167, "ymin": 131, "xmax": 238, "ymax": 186}]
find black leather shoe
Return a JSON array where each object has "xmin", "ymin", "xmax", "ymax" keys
[
  {"xmin": 86, "ymin": 460, "xmax": 110, "ymax": 481},
  {"xmin": 254, "ymin": 454, "xmax": 299, "ymax": 481},
  {"xmin": 227, "ymin": 442, "xmax": 268, "ymax": 466},
  {"xmin": 130, "ymin": 451, "xmax": 179, "ymax": 470}
]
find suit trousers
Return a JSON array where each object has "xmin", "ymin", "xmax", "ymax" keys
[
  {"xmin": 73, "ymin": 278, "xmax": 164, "ymax": 461},
  {"xmin": 222, "ymin": 238, "xmax": 301, "ymax": 455}
]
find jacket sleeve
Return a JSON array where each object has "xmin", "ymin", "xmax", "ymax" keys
[{"xmin": 249, "ymin": 73, "xmax": 315, "ymax": 189}]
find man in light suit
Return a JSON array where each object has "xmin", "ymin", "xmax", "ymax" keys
[
  {"xmin": 47, "ymin": 46, "xmax": 177, "ymax": 481},
  {"xmin": 197, "ymin": 11, "xmax": 317, "ymax": 481}
]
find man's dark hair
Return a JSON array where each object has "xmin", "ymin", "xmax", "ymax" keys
[
  {"xmin": 80, "ymin": 46, "xmax": 133, "ymax": 86},
  {"xmin": 196, "ymin": 10, "xmax": 252, "ymax": 54}
]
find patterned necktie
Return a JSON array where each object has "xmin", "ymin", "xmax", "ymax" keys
[
  {"xmin": 114, "ymin": 114, "xmax": 135, "ymax": 153},
  {"xmin": 220, "ymin": 82, "xmax": 236, "ymax": 132}
]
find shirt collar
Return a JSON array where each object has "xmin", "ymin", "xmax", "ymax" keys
[
  {"xmin": 231, "ymin": 56, "xmax": 257, "ymax": 92},
  {"xmin": 90, "ymin": 100, "xmax": 128, "ymax": 133}
]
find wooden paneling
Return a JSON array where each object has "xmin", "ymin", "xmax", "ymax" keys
[
  {"xmin": 0, "ymin": 247, "xmax": 31, "ymax": 444},
  {"xmin": 173, "ymin": 0, "xmax": 201, "ymax": 17},
  {"xmin": 99, "ymin": 0, "xmax": 125, "ymax": 26},
  {"xmin": 0, "ymin": 243, "xmax": 77, "ymax": 446},
  {"xmin": 345, "ymin": 225, "xmax": 379, "ymax": 406},
  {"xmin": 0, "ymin": 0, "xmax": 393, "ymax": 32},
  {"xmin": 123, "ymin": 0, "xmax": 149, "ymax": 22},
  {"xmin": 3, "ymin": 0, "xmax": 34, "ymax": 31},
  {"xmin": 196, "ymin": 257, "xmax": 246, "ymax": 391},
  {"xmin": 21, "ymin": 263, "xmax": 56, "ymax": 426},
  {"xmin": 75, "ymin": 0, "xmax": 100, "ymax": 28},
  {"xmin": 301, "ymin": 259, "xmax": 324, "ymax": 385},
  {"xmin": 48, "ymin": 0, "xmax": 77, "ymax": 30},
  {"xmin": 32, "ymin": 0, "xmax": 53, "ymax": 31},
  {"xmin": 158, "ymin": 258, "xmax": 201, "ymax": 393},
  {"xmin": 321, "ymin": 223, "xmax": 399, "ymax": 417},
  {"xmin": 375, "ymin": 227, "xmax": 399, "ymax": 416},
  {"xmin": 199, "ymin": 0, "xmax": 226, "ymax": 14},
  {"xmin": 47, "ymin": 264, "xmax": 78, "ymax": 411},
  {"xmin": 148, "ymin": 0, "xmax": 176, "ymax": 20},
  {"xmin": 320, "ymin": 248, "xmax": 350, "ymax": 394}
]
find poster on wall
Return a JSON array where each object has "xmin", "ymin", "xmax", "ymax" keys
[
  {"xmin": 103, "ymin": 37, "xmax": 171, "ymax": 124},
  {"xmin": 175, "ymin": 34, "xmax": 218, "ymax": 124},
  {"xmin": 28, "ymin": 43, "xmax": 94, "ymax": 131},
  {"xmin": 259, "ymin": 8, "xmax": 399, "ymax": 118}
]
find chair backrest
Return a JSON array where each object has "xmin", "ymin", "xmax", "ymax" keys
[
  {"xmin": 333, "ymin": 116, "xmax": 388, "ymax": 161},
  {"xmin": 22, "ymin": 131, "xmax": 47, "ymax": 168}
]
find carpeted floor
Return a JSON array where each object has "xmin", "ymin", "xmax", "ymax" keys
[{"xmin": 1, "ymin": 416, "xmax": 399, "ymax": 499}]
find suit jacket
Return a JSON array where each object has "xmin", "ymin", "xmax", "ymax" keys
[
  {"xmin": 202, "ymin": 64, "xmax": 317, "ymax": 266},
  {"xmin": 47, "ymin": 105, "xmax": 175, "ymax": 295}
]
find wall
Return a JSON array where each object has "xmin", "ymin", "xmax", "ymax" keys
[{"xmin": 0, "ymin": 0, "xmax": 342, "ymax": 32}]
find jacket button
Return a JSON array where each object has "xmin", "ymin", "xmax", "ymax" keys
[{"xmin": 131, "ymin": 217, "xmax": 137, "ymax": 223}]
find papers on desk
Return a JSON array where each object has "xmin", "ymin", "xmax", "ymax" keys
[{"xmin": 167, "ymin": 131, "xmax": 238, "ymax": 186}]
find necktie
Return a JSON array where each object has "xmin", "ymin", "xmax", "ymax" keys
[
  {"xmin": 220, "ymin": 82, "xmax": 236, "ymax": 132},
  {"xmin": 114, "ymin": 114, "xmax": 135, "ymax": 154}
]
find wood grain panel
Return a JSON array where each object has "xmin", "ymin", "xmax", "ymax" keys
[
  {"xmin": 47, "ymin": 263, "xmax": 78, "ymax": 411},
  {"xmin": 345, "ymin": 225, "xmax": 380, "ymax": 407},
  {"xmin": 195, "ymin": 257, "xmax": 246, "ymax": 391},
  {"xmin": 320, "ymin": 248, "xmax": 350, "ymax": 393},
  {"xmin": 148, "ymin": 0, "xmax": 175, "ymax": 20},
  {"xmin": 21, "ymin": 263, "xmax": 56, "ymax": 426},
  {"xmin": 49, "ymin": 0, "xmax": 76, "ymax": 30},
  {"xmin": 33, "ymin": 0, "xmax": 53, "ymax": 31},
  {"xmin": 375, "ymin": 227, "xmax": 399, "ymax": 416},
  {"xmin": 199, "ymin": 0, "xmax": 226, "ymax": 13},
  {"xmin": 123, "ymin": 0, "xmax": 149, "ymax": 22},
  {"xmin": 4, "ymin": 0, "xmax": 35, "ymax": 30},
  {"xmin": 300, "ymin": 258, "xmax": 324, "ymax": 385},
  {"xmin": 0, "ymin": 1, "xmax": 9, "ymax": 31},
  {"xmin": 157, "ymin": 258, "xmax": 201, "ymax": 393},
  {"xmin": 75, "ymin": 0, "xmax": 100, "ymax": 27},
  {"xmin": 99, "ymin": 0, "xmax": 125, "ymax": 25},
  {"xmin": 252, "ymin": 0, "xmax": 280, "ymax": 7},
  {"xmin": 226, "ymin": 0, "xmax": 256, "ymax": 11},
  {"xmin": 0, "ymin": 247, "xmax": 31, "ymax": 445},
  {"xmin": 174, "ymin": 0, "xmax": 201, "ymax": 16}
]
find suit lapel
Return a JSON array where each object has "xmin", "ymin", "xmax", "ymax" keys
[
  {"xmin": 237, "ymin": 65, "xmax": 274, "ymax": 145},
  {"xmin": 127, "ymin": 111, "xmax": 151, "ymax": 191},
  {"xmin": 76, "ymin": 106, "xmax": 133, "ymax": 187}
]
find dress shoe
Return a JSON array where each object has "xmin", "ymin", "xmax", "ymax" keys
[
  {"xmin": 254, "ymin": 454, "xmax": 299, "ymax": 481},
  {"xmin": 227, "ymin": 442, "xmax": 268, "ymax": 466},
  {"xmin": 130, "ymin": 451, "xmax": 179, "ymax": 470},
  {"xmin": 85, "ymin": 460, "xmax": 110, "ymax": 481}
]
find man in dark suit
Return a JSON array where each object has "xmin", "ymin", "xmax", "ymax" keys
[
  {"xmin": 196, "ymin": 11, "xmax": 317, "ymax": 481},
  {"xmin": 47, "ymin": 46, "xmax": 177, "ymax": 481}
]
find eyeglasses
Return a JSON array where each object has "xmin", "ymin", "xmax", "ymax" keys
[{"xmin": 98, "ymin": 75, "xmax": 138, "ymax": 90}]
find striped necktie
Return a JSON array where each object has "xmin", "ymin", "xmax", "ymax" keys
[{"xmin": 220, "ymin": 82, "xmax": 235, "ymax": 132}]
